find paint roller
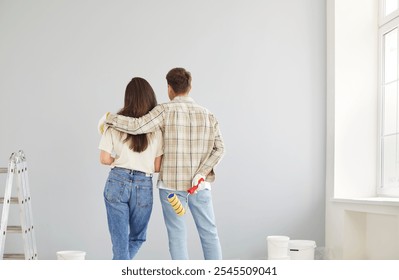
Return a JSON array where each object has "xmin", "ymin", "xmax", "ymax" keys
[{"xmin": 167, "ymin": 178, "xmax": 205, "ymax": 216}]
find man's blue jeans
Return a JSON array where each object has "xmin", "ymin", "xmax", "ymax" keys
[
  {"xmin": 159, "ymin": 188, "xmax": 222, "ymax": 260},
  {"xmin": 104, "ymin": 167, "xmax": 153, "ymax": 260}
]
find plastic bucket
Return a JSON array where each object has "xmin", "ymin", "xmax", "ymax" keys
[
  {"xmin": 267, "ymin": 236, "xmax": 289, "ymax": 259},
  {"xmin": 56, "ymin": 250, "xmax": 86, "ymax": 260},
  {"xmin": 288, "ymin": 240, "xmax": 316, "ymax": 260}
]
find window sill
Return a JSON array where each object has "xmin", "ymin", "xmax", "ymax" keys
[{"xmin": 332, "ymin": 197, "xmax": 399, "ymax": 207}]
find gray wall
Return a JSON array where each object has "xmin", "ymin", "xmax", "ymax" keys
[{"xmin": 0, "ymin": 0, "xmax": 326, "ymax": 259}]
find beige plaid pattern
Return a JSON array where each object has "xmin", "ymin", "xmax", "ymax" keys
[{"xmin": 105, "ymin": 96, "xmax": 225, "ymax": 191}]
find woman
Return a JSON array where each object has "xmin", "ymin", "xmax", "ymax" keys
[{"xmin": 98, "ymin": 77, "xmax": 163, "ymax": 260}]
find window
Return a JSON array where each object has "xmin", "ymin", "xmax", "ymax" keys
[
  {"xmin": 379, "ymin": 0, "xmax": 399, "ymax": 196},
  {"xmin": 385, "ymin": 0, "xmax": 398, "ymax": 16},
  {"xmin": 380, "ymin": 0, "xmax": 399, "ymax": 25}
]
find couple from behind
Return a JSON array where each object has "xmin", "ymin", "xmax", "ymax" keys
[{"xmin": 98, "ymin": 68, "xmax": 225, "ymax": 260}]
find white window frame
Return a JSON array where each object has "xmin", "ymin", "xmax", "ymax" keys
[
  {"xmin": 380, "ymin": 0, "xmax": 399, "ymax": 26},
  {"xmin": 378, "ymin": 0, "xmax": 399, "ymax": 197}
]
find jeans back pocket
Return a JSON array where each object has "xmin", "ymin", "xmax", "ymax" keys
[
  {"xmin": 104, "ymin": 178, "xmax": 126, "ymax": 203},
  {"xmin": 136, "ymin": 184, "xmax": 153, "ymax": 207}
]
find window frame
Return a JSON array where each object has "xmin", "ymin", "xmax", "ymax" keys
[
  {"xmin": 380, "ymin": 0, "xmax": 399, "ymax": 26},
  {"xmin": 378, "ymin": 9, "xmax": 399, "ymax": 197}
]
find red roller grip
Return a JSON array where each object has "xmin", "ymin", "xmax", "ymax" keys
[{"xmin": 187, "ymin": 177, "xmax": 205, "ymax": 194}]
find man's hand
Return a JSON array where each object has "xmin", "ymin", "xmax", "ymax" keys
[
  {"xmin": 98, "ymin": 112, "xmax": 110, "ymax": 135},
  {"xmin": 189, "ymin": 174, "xmax": 205, "ymax": 194},
  {"xmin": 104, "ymin": 112, "xmax": 116, "ymax": 125}
]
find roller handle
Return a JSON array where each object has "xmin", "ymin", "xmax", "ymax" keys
[{"xmin": 187, "ymin": 178, "xmax": 205, "ymax": 195}]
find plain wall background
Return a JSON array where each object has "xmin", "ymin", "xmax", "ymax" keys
[{"xmin": 0, "ymin": 0, "xmax": 326, "ymax": 259}]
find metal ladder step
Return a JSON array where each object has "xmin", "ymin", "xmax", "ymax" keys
[
  {"xmin": 0, "ymin": 167, "xmax": 8, "ymax": 173},
  {"xmin": 6, "ymin": 226, "xmax": 22, "ymax": 233},
  {"xmin": 3, "ymin": 253, "xmax": 25, "ymax": 260},
  {"xmin": 0, "ymin": 197, "xmax": 19, "ymax": 204}
]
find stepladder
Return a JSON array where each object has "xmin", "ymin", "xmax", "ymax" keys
[{"xmin": 0, "ymin": 150, "xmax": 38, "ymax": 260}]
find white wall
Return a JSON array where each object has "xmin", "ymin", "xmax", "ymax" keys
[{"xmin": 0, "ymin": 0, "xmax": 326, "ymax": 259}]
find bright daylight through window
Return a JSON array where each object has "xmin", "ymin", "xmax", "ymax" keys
[{"xmin": 379, "ymin": 0, "xmax": 399, "ymax": 196}]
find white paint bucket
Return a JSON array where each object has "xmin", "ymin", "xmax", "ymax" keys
[
  {"xmin": 267, "ymin": 236, "xmax": 290, "ymax": 259},
  {"xmin": 288, "ymin": 240, "xmax": 316, "ymax": 260},
  {"xmin": 56, "ymin": 250, "xmax": 86, "ymax": 260}
]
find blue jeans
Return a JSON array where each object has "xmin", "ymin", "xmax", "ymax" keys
[
  {"xmin": 159, "ymin": 188, "xmax": 222, "ymax": 260},
  {"xmin": 104, "ymin": 167, "xmax": 153, "ymax": 260}
]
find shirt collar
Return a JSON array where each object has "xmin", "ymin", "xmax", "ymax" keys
[{"xmin": 171, "ymin": 95, "xmax": 195, "ymax": 103}]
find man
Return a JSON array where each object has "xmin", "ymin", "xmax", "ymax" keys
[{"xmin": 103, "ymin": 68, "xmax": 224, "ymax": 259}]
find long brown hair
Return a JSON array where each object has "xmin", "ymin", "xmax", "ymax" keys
[{"xmin": 118, "ymin": 77, "xmax": 157, "ymax": 152}]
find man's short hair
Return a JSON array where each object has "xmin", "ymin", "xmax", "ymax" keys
[{"xmin": 166, "ymin": 68, "xmax": 192, "ymax": 94}]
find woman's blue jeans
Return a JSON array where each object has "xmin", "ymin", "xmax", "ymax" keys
[
  {"xmin": 159, "ymin": 188, "xmax": 222, "ymax": 260},
  {"xmin": 104, "ymin": 167, "xmax": 153, "ymax": 260}
]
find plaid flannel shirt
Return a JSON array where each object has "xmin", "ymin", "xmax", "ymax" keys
[{"xmin": 105, "ymin": 96, "xmax": 225, "ymax": 191}]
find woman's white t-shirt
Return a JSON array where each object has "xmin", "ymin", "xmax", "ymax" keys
[{"xmin": 99, "ymin": 127, "xmax": 163, "ymax": 174}]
